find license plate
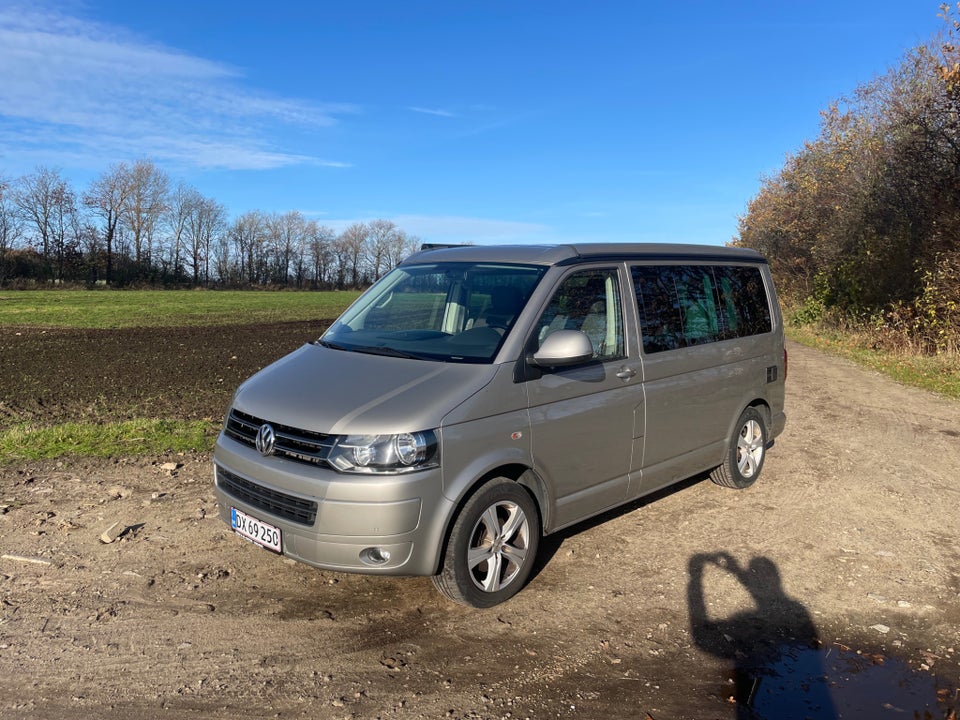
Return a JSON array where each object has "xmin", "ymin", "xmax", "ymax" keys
[{"xmin": 231, "ymin": 507, "xmax": 282, "ymax": 554}]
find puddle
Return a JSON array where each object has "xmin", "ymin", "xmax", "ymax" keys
[{"xmin": 735, "ymin": 643, "xmax": 956, "ymax": 719}]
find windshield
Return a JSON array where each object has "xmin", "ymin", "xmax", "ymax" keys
[{"xmin": 321, "ymin": 262, "xmax": 547, "ymax": 363}]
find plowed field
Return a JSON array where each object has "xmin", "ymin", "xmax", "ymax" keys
[{"xmin": 0, "ymin": 321, "xmax": 329, "ymax": 425}]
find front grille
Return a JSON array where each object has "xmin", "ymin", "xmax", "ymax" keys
[
  {"xmin": 225, "ymin": 408, "xmax": 335, "ymax": 467},
  {"xmin": 216, "ymin": 466, "xmax": 318, "ymax": 526}
]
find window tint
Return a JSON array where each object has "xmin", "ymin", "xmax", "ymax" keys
[
  {"xmin": 715, "ymin": 265, "xmax": 772, "ymax": 340},
  {"xmin": 632, "ymin": 265, "xmax": 771, "ymax": 354},
  {"xmin": 533, "ymin": 268, "xmax": 625, "ymax": 361}
]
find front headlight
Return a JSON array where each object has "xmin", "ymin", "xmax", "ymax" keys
[{"xmin": 327, "ymin": 430, "xmax": 440, "ymax": 474}]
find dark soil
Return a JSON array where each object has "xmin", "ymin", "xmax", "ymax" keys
[{"xmin": 0, "ymin": 321, "xmax": 333, "ymax": 426}]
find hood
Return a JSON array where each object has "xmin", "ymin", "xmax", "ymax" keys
[{"xmin": 232, "ymin": 343, "xmax": 498, "ymax": 434}]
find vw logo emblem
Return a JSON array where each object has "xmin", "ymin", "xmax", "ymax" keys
[{"xmin": 255, "ymin": 423, "xmax": 276, "ymax": 456}]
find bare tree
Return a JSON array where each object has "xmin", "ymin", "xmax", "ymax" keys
[
  {"xmin": 48, "ymin": 181, "xmax": 79, "ymax": 282},
  {"xmin": 339, "ymin": 222, "xmax": 369, "ymax": 288},
  {"xmin": 122, "ymin": 159, "xmax": 169, "ymax": 270},
  {"xmin": 228, "ymin": 211, "xmax": 267, "ymax": 285},
  {"xmin": 265, "ymin": 211, "xmax": 307, "ymax": 285},
  {"xmin": 12, "ymin": 167, "xmax": 60, "ymax": 279},
  {"xmin": 184, "ymin": 193, "xmax": 226, "ymax": 285},
  {"xmin": 366, "ymin": 219, "xmax": 397, "ymax": 281},
  {"xmin": 385, "ymin": 228, "xmax": 420, "ymax": 271},
  {"xmin": 3, "ymin": 160, "xmax": 425, "ymax": 289},
  {"xmin": 0, "ymin": 175, "xmax": 23, "ymax": 283},
  {"xmin": 290, "ymin": 215, "xmax": 310, "ymax": 289},
  {"xmin": 164, "ymin": 182, "xmax": 199, "ymax": 283},
  {"xmin": 84, "ymin": 162, "xmax": 131, "ymax": 285},
  {"xmin": 12, "ymin": 167, "xmax": 79, "ymax": 282},
  {"xmin": 328, "ymin": 235, "xmax": 350, "ymax": 289},
  {"xmin": 211, "ymin": 231, "xmax": 233, "ymax": 284},
  {"xmin": 74, "ymin": 220, "xmax": 101, "ymax": 282},
  {"xmin": 306, "ymin": 221, "xmax": 336, "ymax": 288}
]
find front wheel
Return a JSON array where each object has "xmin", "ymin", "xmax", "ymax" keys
[
  {"xmin": 710, "ymin": 407, "xmax": 767, "ymax": 489},
  {"xmin": 432, "ymin": 478, "xmax": 540, "ymax": 608}
]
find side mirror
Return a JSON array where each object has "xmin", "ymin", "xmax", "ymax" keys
[{"xmin": 530, "ymin": 330, "xmax": 594, "ymax": 367}]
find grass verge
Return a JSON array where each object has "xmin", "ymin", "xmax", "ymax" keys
[
  {"xmin": 787, "ymin": 324, "xmax": 960, "ymax": 399},
  {"xmin": 0, "ymin": 289, "xmax": 361, "ymax": 329},
  {"xmin": 0, "ymin": 419, "xmax": 219, "ymax": 464}
]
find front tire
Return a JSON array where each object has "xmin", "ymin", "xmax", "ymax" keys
[
  {"xmin": 710, "ymin": 407, "xmax": 767, "ymax": 489},
  {"xmin": 432, "ymin": 478, "xmax": 540, "ymax": 608}
]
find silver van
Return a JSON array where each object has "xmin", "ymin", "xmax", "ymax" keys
[{"xmin": 213, "ymin": 244, "xmax": 786, "ymax": 607}]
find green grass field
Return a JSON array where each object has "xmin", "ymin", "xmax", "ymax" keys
[{"xmin": 0, "ymin": 288, "xmax": 362, "ymax": 328}]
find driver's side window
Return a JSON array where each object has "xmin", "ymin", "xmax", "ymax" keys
[{"xmin": 534, "ymin": 268, "xmax": 625, "ymax": 361}]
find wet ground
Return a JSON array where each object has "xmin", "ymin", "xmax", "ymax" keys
[{"xmin": 740, "ymin": 643, "xmax": 954, "ymax": 718}]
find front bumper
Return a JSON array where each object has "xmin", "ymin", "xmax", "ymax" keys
[{"xmin": 212, "ymin": 433, "xmax": 452, "ymax": 576}]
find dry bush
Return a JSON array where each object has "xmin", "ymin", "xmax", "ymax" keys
[{"xmin": 872, "ymin": 254, "xmax": 960, "ymax": 355}]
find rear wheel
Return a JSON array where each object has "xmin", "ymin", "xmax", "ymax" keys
[
  {"xmin": 432, "ymin": 478, "xmax": 540, "ymax": 608},
  {"xmin": 710, "ymin": 407, "xmax": 767, "ymax": 489}
]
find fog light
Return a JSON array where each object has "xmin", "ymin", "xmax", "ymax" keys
[{"xmin": 360, "ymin": 547, "xmax": 392, "ymax": 566}]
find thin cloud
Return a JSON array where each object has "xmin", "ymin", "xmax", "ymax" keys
[
  {"xmin": 408, "ymin": 106, "xmax": 458, "ymax": 118},
  {"xmin": 452, "ymin": 110, "xmax": 536, "ymax": 139},
  {"xmin": 0, "ymin": 4, "xmax": 356, "ymax": 171}
]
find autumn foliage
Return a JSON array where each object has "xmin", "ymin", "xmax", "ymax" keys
[{"xmin": 737, "ymin": 4, "xmax": 960, "ymax": 354}]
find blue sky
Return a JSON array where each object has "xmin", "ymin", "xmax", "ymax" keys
[{"xmin": 0, "ymin": 1, "xmax": 946, "ymax": 246}]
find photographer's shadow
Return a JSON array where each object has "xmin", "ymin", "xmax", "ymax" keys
[{"xmin": 687, "ymin": 552, "xmax": 835, "ymax": 719}]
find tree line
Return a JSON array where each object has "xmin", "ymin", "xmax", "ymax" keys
[
  {"xmin": 0, "ymin": 161, "xmax": 421, "ymax": 289},
  {"xmin": 736, "ymin": 4, "xmax": 960, "ymax": 354}
]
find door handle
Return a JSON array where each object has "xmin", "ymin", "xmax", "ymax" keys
[{"xmin": 616, "ymin": 366, "xmax": 637, "ymax": 380}]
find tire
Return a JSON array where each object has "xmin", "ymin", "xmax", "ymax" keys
[
  {"xmin": 432, "ymin": 478, "xmax": 540, "ymax": 608},
  {"xmin": 710, "ymin": 407, "xmax": 767, "ymax": 489}
]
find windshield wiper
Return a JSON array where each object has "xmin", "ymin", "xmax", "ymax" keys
[
  {"xmin": 315, "ymin": 339, "xmax": 348, "ymax": 351},
  {"xmin": 342, "ymin": 344, "xmax": 427, "ymax": 360}
]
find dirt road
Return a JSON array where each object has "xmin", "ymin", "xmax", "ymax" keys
[{"xmin": 2, "ymin": 340, "xmax": 959, "ymax": 719}]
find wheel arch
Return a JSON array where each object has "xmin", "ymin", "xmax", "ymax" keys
[
  {"xmin": 431, "ymin": 463, "xmax": 547, "ymax": 575},
  {"xmin": 712, "ymin": 397, "xmax": 773, "ymax": 474},
  {"xmin": 747, "ymin": 398, "xmax": 772, "ymax": 430},
  {"xmin": 723, "ymin": 397, "xmax": 771, "ymax": 453},
  {"xmin": 710, "ymin": 402, "xmax": 770, "ymax": 489}
]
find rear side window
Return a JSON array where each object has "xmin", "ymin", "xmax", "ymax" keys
[
  {"xmin": 631, "ymin": 265, "xmax": 771, "ymax": 354},
  {"xmin": 715, "ymin": 266, "xmax": 773, "ymax": 340}
]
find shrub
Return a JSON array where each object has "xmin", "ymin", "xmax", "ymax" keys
[{"xmin": 915, "ymin": 253, "xmax": 960, "ymax": 354}]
